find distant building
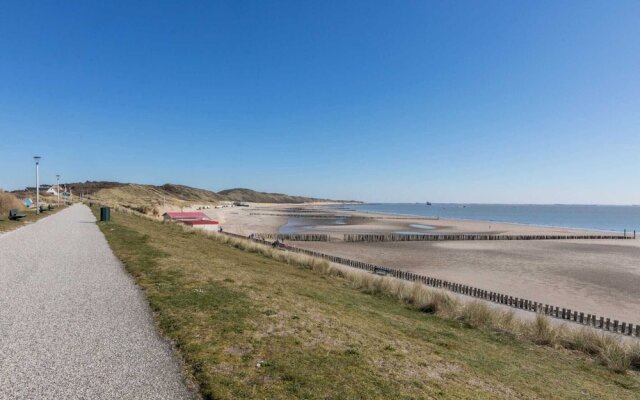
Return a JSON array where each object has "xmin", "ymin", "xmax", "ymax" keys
[{"xmin": 46, "ymin": 185, "xmax": 70, "ymax": 196}]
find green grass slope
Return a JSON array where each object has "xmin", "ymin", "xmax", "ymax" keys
[{"xmin": 95, "ymin": 208, "xmax": 640, "ymax": 400}]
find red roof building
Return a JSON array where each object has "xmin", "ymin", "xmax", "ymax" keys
[{"xmin": 182, "ymin": 220, "xmax": 219, "ymax": 226}]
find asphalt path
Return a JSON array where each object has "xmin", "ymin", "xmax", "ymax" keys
[{"xmin": 0, "ymin": 204, "xmax": 193, "ymax": 399}]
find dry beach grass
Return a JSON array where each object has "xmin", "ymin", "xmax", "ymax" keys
[{"xmin": 0, "ymin": 192, "xmax": 23, "ymax": 215}]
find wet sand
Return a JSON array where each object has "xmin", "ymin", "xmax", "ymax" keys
[{"xmin": 205, "ymin": 203, "xmax": 640, "ymax": 324}]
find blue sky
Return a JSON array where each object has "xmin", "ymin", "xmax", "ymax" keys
[{"xmin": 1, "ymin": 1, "xmax": 639, "ymax": 203}]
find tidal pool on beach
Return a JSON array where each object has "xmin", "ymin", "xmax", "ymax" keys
[
  {"xmin": 408, "ymin": 224, "xmax": 435, "ymax": 230},
  {"xmin": 279, "ymin": 217, "xmax": 348, "ymax": 234}
]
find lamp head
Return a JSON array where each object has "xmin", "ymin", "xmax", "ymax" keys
[{"xmin": 34, "ymin": 156, "xmax": 41, "ymax": 163}]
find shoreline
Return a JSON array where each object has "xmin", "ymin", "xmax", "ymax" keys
[
  {"xmin": 201, "ymin": 202, "xmax": 636, "ymax": 237},
  {"xmin": 333, "ymin": 204, "xmax": 635, "ymax": 235},
  {"xmin": 338, "ymin": 208, "xmax": 631, "ymax": 235}
]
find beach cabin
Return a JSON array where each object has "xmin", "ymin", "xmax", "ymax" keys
[{"xmin": 162, "ymin": 211, "xmax": 220, "ymax": 231}]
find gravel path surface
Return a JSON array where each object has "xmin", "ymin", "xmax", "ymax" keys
[{"xmin": 0, "ymin": 204, "xmax": 194, "ymax": 399}]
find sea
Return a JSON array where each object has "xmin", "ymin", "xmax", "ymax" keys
[{"xmin": 332, "ymin": 203, "xmax": 640, "ymax": 233}]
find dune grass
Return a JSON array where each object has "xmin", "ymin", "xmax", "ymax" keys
[
  {"xmin": 95, "ymin": 207, "xmax": 640, "ymax": 399},
  {"xmin": 0, "ymin": 192, "xmax": 24, "ymax": 214}
]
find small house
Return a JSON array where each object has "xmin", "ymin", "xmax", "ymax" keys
[{"xmin": 46, "ymin": 185, "xmax": 69, "ymax": 196}]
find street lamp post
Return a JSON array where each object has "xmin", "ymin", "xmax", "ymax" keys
[
  {"xmin": 34, "ymin": 156, "xmax": 41, "ymax": 214},
  {"xmin": 56, "ymin": 174, "xmax": 60, "ymax": 207}
]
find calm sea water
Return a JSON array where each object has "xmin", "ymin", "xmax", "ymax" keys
[{"xmin": 334, "ymin": 203, "xmax": 640, "ymax": 233}]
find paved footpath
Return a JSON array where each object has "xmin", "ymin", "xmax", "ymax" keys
[{"xmin": 0, "ymin": 204, "xmax": 194, "ymax": 399}]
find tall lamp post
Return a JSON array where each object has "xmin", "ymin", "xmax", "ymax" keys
[
  {"xmin": 56, "ymin": 174, "xmax": 60, "ymax": 207},
  {"xmin": 34, "ymin": 156, "xmax": 42, "ymax": 214}
]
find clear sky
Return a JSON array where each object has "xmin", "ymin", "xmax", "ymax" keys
[{"xmin": 1, "ymin": 1, "xmax": 639, "ymax": 204}]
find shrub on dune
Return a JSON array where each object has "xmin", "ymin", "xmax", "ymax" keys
[{"xmin": 0, "ymin": 192, "xmax": 23, "ymax": 215}]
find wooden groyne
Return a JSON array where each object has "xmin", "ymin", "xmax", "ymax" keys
[
  {"xmin": 220, "ymin": 231, "xmax": 638, "ymax": 338},
  {"xmin": 344, "ymin": 233, "xmax": 634, "ymax": 242},
  {"xmin": 257, "ymin": 233, "xmax": 331, "ymax": 241}
]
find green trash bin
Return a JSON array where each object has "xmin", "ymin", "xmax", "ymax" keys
[{"xmin": 100, "ymin": 207, "xmax": 111, "ymax": 222}]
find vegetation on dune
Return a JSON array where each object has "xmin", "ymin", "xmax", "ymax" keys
[
  {"xmin": 67, "ymin": 181, "xmax": 340, "ymax": 215},
  {"xmin": 68, "ymin": 181, "xmax": 333, "ymax": 204},
  {"xmin": 0, "ymin": 192, "xmax": 23, "ymax": 214},
  {"xmin": 217, "ymin": 188, "xmax": 332, "ymax": 203},
  {"xmin": 95, "ymin": 206, "xmax": 640, "ymax": 399}
]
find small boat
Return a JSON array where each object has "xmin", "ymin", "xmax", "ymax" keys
[{"xmin": 426, "ymin": 201, "xmax": 432, "ymax": 206}]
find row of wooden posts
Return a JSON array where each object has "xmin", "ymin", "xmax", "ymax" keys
[
  {"xmin": 249, "ymin": 232, "xmax": 623, "ymax": 243},
  {"xmin": 220, "ymin": 231, "xmax": 639, "ymax": 337},
  {"xmin": 257, "ymin": 233, "xmax": 331, "ymax": 241},
  {"xmin": 343, "ymin": 233, "xmax": 635, "ymax": 242}
]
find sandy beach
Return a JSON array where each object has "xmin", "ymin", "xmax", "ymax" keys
[{"xmin": 203, "ymin": 203, "xmax": 640, "ymax": 324}]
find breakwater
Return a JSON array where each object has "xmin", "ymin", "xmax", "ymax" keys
[
  {"xmin": 257, "ymin": 233, "xmax": 331, "ymax": 241},
  {"xmin": 344, "ymin": 233, "xmax": 634, "ymax": 242}
]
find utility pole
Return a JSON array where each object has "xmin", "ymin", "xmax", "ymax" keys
[
  {"xmin": 34, "ymin": 156, "xmax": 41, "ymax": 214},
  {"xmin": 56, "ymin": 174, "xmax": 60, "ymax": 207}
]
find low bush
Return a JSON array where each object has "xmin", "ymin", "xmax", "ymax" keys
[{"xmin": 0, "ymin": 192, "xmax": 23, "ymax": 215}]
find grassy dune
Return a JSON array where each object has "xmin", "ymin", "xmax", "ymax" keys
[
  {"xmin": 83, "ymin": 183, "xmax": 335, "ymax": 216},
  {"xmin": 96, "ymin": 209, "xmax": 640, "ymax": 399},
  {"xmin": 217, "ymin": 187, "xmax": 332, "ymax": 203}
]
